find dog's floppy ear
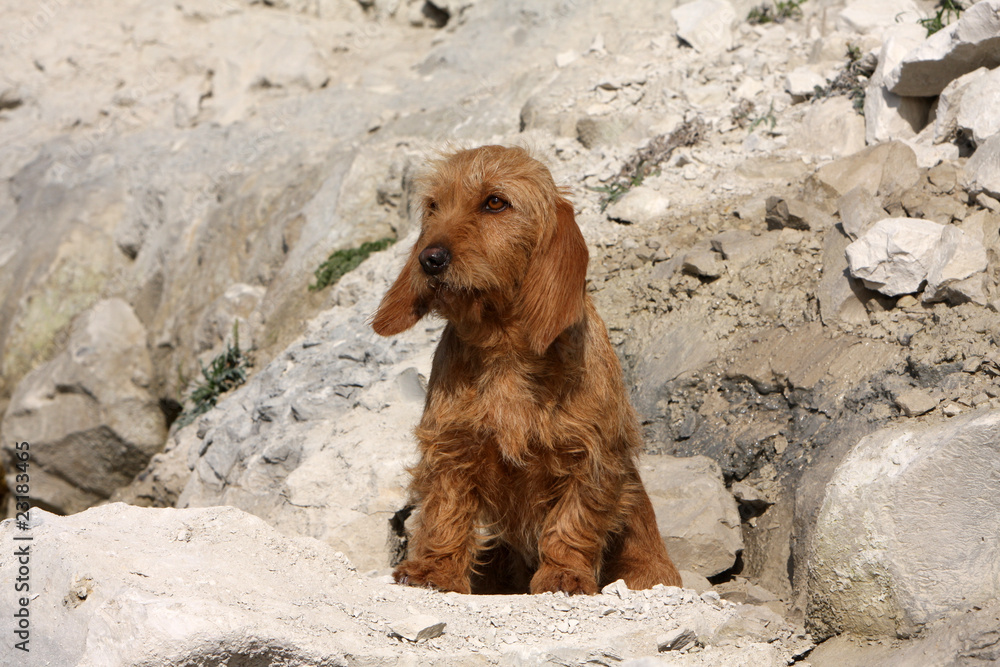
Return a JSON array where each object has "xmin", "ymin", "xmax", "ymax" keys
[
  {"xmin": 371, "ymin": 253, "xmax": 428, "ymax": 336},
  {"xmin": 521, "ymin": 196, "xmax": 589, "ymax": 355}
]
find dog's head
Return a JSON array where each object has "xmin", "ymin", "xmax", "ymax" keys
[{"xmin": 371, "ymin": 145, "xmax": 589, "ymax": 355}]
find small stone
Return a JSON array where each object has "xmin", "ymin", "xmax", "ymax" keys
[
  {"xmin": 895, "ymin": 388, "xmax": 939, "ymax": 417},
  {"xmin": 700, "ymin": 590, "xmax": 722, "ymax": 604},
  {"xmin": 657, "ymin": 627, "xmax": 698, "ymax": 652},
  {"xmin": 977, "ymin": 193, "xmax": 1000, "ymax": 213},
  {"xmin": 963, "ymin": 134, "xmax": 1000, "ymax": 199},
  {"xmin": 943, "ymin": 403, "xmax": 964, "ymax": 417},
  {"xmin": 784, "ymin": 67, "xmax": 826, "ymax": 103},
  {"xmin": 682, "ymin": 249, "xmax": 724, "ymax": 278},
  {"xmin": 973, "ymin": 392, "xmax": 991, "ymax": 406},
  {"xmin": 896, "ymin": 295, "xmax": 919, "ymax": 309},
  {"xmin": 555, "ymin": 50, "xmax": 578, "ymax": 68},
  {"xmin": 838, "ymin": 186, "xmax": 885, "ymax": 240},
  {"xmin": 671, "ymin": 0, "xmax": 735, "ymax": 54},
  {"xmin": 390, "ymin": 615, "xmax": 446, "ymax": 642},
  {"xmin": 601, "ymin": 579, "xmax": 630, "ymax": 598},
  {"xmin": 846, "ymin": 217, "xmax": 945, "ymax": 296}
]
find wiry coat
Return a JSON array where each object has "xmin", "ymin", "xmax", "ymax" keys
[{"xmin": 372, "ymin": 145, "xmax": 681, "ymax": 594}]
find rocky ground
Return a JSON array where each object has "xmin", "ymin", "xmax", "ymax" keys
[{"xmin": 2, "ymin": 0, "xmax": 1000, "ymax": 665}]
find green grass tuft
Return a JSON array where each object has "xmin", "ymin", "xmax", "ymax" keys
[
  {"xmin": 310, "ymin": 237, "xmax": 396, "ymax": 291},
  {"xmin": 918, "ymin": 0, "xmax": 964, "ymax": 36},
  {"xmin": 175, "ymin": 323, "xmax": 251, "ymax": 429},
  {"xmin": 748, "ymin": 0, "xmax": 807, "ymax": 24}
]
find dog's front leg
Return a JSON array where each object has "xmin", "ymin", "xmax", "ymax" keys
[
  {"xmin": 530, "ymin": 479, "xmax": 614, "ymax": 595},
  {"xmin": 393, "ymin": 467, "xmax": 480, "ymax": 594}
]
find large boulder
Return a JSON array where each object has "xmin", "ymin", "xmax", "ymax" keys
[
  {"xmin": 863, "ymin": 24, "xmax": 934, "ymax": 145},
  {"xmin": 0, "ymin": 503, "xmax": 812, "ymax": 666},
  {"xmin": 884, "ymin": 0, "xmax": 1000, "ymax": 97},
  {"xmin": 1, "ymin": 299, "xmax": 166, "ymax": 514},
  {"xmin": 845, "ymin": 217, "xmax": 988, "ymax": 301},
  {"xmin": 641, "ymin": 455, "xmax": 743, "ymax": 578},
  {"xmin": 807, "ymin": 408, "xmax": 1000, "ymax": 638}
]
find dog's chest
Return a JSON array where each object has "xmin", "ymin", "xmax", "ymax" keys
[{"xmin": 435, "ymin": 361, "xmax": 568, "ymax": 461}]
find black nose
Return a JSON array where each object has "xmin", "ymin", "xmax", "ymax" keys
[{"xmin": 419, "ymin": 245, "xmax": 451, "ymax": 275}]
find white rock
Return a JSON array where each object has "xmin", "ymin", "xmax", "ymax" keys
[
  {"xmin": 923, "ymin": 225, "xmax": 989, "ymax": 304},
  {"xmin": 657, "ymin": 626, "xmax": 698, "ymax": 652},
  {"xmin": 1, "ymin": 300, "xmax": 167, "ymax": 514},
  {"xmin": 837, "ymin": 0, "xmax": 922, "ymax": 34},
  {"xmin": 864, "ymin": 24, "xmax": 933, "ymax": 145},
  {"xmin": 837, "ymin": 186, "xmax": 884, "ymax": 240},
  {"xmin": 932, "ymin": 67, "xmax": 989, "ymax": 144},
  {"xmin": 555, "ymin": 50, "xmax": 578, "ymax": 68},
  {"xmin": 808, "ymin": 409, "xmax": 1000, "ymax": 638},
  {"xmin": 962, "ymin": 133, "xmax": 1000, "ymax": 198},
  {"xmin": 784, "ymin": 67, "xmax": 826, "ymax": 102},
  {"xmin": 792, "ymin": 96, "xmax": 867, "ymax": 158},
  {"xmin": 845, "ymin": 217, "xmax": 945, "ymax": 295},
  {"xmin": 641, "ymin": 455, "xmax": 743, "ymax": 578},
  {"xmin": 954, "ymin": 66, "xmax": 1000, "ymax": 147},
  {"xmin": 885, "ymin": 0, "xmax": 1000, "ymax": 97},
  {"xmin": 390, "ymin": 615, "xmax": 446, "ymax": 642},
  {"xmin": 672, "ymin": 0, "xmax": 736, "ymax": 54},
  {"xmin": 604, "ymin": 186, "xmax": 670, "ymax": 225}
]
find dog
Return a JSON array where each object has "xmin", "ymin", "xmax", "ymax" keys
[{"xmin": 372, "ymin": 145, "xmax": 681, "ymax": 594}]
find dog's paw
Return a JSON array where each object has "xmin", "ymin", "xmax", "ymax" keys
[
  {"xmin": 530, "ymin": 567, "xmax": 599, "ymax": 595},
  {"xmin": 393, "ymin": 559, "xmax": 471, "ymax": 594}
]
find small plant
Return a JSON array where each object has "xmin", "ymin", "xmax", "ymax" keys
[
  {"xmin": 175, "ymin": 323, "xmax": 251, "ymax": 429},
  {"xmin": 310, "ymin": 237, "xmax": 396, "ymax": 291},
  {"xmin": 748, "ymin": 101, "xmax": 778, "ymax": 133},
  {"xmin": 918, "ymin": 0, "xmax": 964, "ymax": 35},
  {"xmin": 589, "ymin": 168, "xmax": 652, "ymax": 212},
  {"xmin": 813, "ymin": 44, "xmax": 875, "ymax": 116},
  {"xmin": 748, "ymin": 0, "xmax": 807, "ymax": 24},
  {"xmin": 589, "ymin": 119, "xmax": 706, "ymax": 212}
]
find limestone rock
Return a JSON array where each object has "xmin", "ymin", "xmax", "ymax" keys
[
  {"xmin": 765, "ymin": 197, "xmax": 833, "ymax": 231},
  {"xmin": 808, "ymin": 409, "xmax": 1000, "ymax": 638},
  {"xmin": 1, "ymin": 299, "xmax": 167, "ymax": 514},
  {"xmin": 894, "ymin": 388, "xmax": 939, "ymax": 416},
  {"xmin": 953, "ymin": 66, "xmax": 1000, "ymax": 147},
  {"xmin": 817, "ymin": 224, "xmax": 872, "ymax": 327},
  {"xmin": 837, "ymin": 186, "xmax": 885, "ymax": 240},
  {"xmin": 962, "ymin": 131, "xmax": 1000, "ymax": 199},
  {"xmin": 923, "ymin": 224, "xmax": 989, "ymax": 304},
  {"xmin": 845, "ymin": 218, "xmax": 944, "ymax": 296},
  {"xmin": 605, "ymin": 186, "xmax": 671, "ymax": 225},
  {"xmin": 672, "ymin": 0, "xmax": 735, "ymax": 54},
  {"xmin": 837, "ymin": 0, "xmax": 923, "ymax": 34},
  {"xmin": 390, "ymin": 615, "xmax": 446, "ymax": 642},
  {"xmin": 640, "ymin": 455, "xmax": 743, "ymax": 578},
  {"xmin": 783, "ymin": 67, "xmax": 825, "ymax": 103},
  {"xmin": 682, "ymin": 248, "xmax": 725, "ymax": 278},
  {"xmin": 809, "ymin": 141, "xmax": 921, "ymax": 209},
  {"xmin": 709, "ymin": 229, "xmax": 780, "ymax": 269},
  {"xmin": 0, "ymin": 503, "xmax": 811, "ymax": 665},
  {"xmin": 175, "ymin": 243, "xmax": 437, "ymax": 573},
  {"xmin": 657, "ymin": 627, "xmax": 698, "ymax": 652},
  {"xmin": 885, "ymin": 0, "xmax": 1000, "ymax": 97},
  {"xmin": 791, "ymin": 96, "xmax": 867, "ymax": 158},
  {"xmin": 863, "ymin": 24, "xmax": 933, "ymax": 145},
  {"xmin": 932, "ymin": 66, "xmax": 990, "ymax": 145}
]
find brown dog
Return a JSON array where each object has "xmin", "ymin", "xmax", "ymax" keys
[{"xmin": 372, "ymin": 145, "xmax": 681, "ymax": 594}]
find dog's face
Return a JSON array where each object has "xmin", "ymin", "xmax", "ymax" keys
[{"xmin": 372, "ymin": 146, "xmax": 589, "ymax": 354}]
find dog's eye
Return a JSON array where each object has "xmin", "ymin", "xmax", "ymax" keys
[
  {"xmin": 484, "ymin": 195, "xmax": 508, "ymax": 212},
  {"xmin": 427, "ymin": 200, "xmax": 437, "ymax": 213}
]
